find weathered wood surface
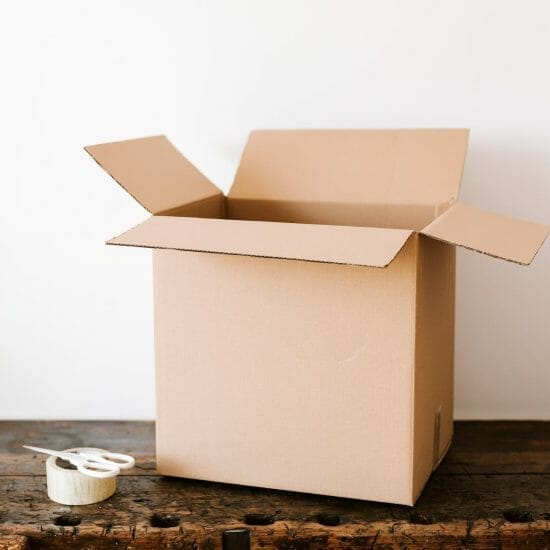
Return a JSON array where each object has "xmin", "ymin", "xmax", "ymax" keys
[
  {"xmin": 0, "ymin": 535, "xmax": 29, "ymax": 550},
  {"xmin": 0, "ymin": 421, "xmax": 549, "ymax": 549}
]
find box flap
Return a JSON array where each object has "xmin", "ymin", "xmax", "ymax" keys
[
  {"xmin": 230, "ymin": 129, "xmax": 469, "ymax": 206},
  {"xmin": 85, "ymin": 135, "xmax": 221, "ymax": 214},
  {"xmin": 108, "ymin": 216, "xmax": 414, "ymax": 268},
  {"xmin": 421, "ymin": 202, "xmax": 549, "ymax": 265}
]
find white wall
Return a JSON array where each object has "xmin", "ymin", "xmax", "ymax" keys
[{"xmin": 1, "ymin": 0, "xmax": 548, "ymax": 420}]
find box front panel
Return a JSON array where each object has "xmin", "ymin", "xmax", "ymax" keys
[{"xmin": 153, "ymin": 243, "xmax": 416, "ymax": 504}]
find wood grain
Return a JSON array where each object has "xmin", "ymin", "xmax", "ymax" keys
[
  {"xmin": 0, "ymin": 535, "xmax": 29, "ymax": 550},
  {"xmin": 0, "ymin": 421, "xmax": 548, "ymax": 549}
]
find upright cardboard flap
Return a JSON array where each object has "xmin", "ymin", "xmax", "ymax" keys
[
  {"xmin": 108, "ymin": 216, "xmax": 414, "ymax": 268},
  {"xmin": 421, "ymin": 202, "xmax": 549, "ymax": 265},
  {"xmin": 85, "ymin": 135, "xmax": 221, "ymax": 214},
  {"xmin": 230, "ymin": 129, "xmax": 469, "ymax": 206}
]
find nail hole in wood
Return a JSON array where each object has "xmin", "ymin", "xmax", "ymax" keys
[
  {"xmin": 409, "ymin": 511, "xmax": 436, "ymax": 525},
  {"xmin": 150, "ymin": 513, "xmax": 180, "ymax": 528},
  {"xmin": 53, "ymin": 514, "xmax": 82, "ymax": 526},
  {"xmin": 317, "ymin": 513, "xmax": 341, "ymax": 526},
  {"xmin": 222, "ymin": 528, "xmax": 250, "ymax": 550},
  {"xmin": 243, "ymin": 513, "xmax": 275, "ymax": 525},
  {"xmin": 503, "ymin": 507, "xmax": 535, "ymax": 523}
]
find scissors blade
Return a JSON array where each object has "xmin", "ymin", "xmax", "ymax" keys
[{"xmin": 23, "ymin": 446, "xmax": 76, "ymax": 460}]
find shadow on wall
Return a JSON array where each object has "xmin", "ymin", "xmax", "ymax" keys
[{"xmin": 455, "ymin": 142, "xmax": 550, "ymax": 419}]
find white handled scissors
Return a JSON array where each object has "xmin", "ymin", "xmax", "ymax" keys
[{"xmin": 23, "ymin": 446, "xmax": 135, "ymax": 479}]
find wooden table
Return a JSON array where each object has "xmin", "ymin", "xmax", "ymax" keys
[{"xmin": 0, "ymin": 421, "xmax": 548, "ymax": 549}]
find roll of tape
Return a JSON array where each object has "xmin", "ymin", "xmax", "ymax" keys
[{"xmin": 46, "ymin": 447, "xmax": 117, "ymax": 505}]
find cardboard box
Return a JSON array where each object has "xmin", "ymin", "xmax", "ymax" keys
[{"xmin": 86, "ymin": 129, "xmax": 548, "ymax": 505}]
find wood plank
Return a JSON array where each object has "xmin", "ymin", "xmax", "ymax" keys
[
  {"xmin": 0, "ymin": 420, "xmax": 155, "ymax": 456},
  {"xmin": 0, "ymin": 536, "xmax": 29, "ymax": 550},
  {"xmin": 0, "ymin": 420, "xmax": 549, "ymax": 548},
  {"xmin": 1, "ymin": 518, "xmax": 550, "ymax": 549},
  {"xmin": 1, "ymin": 473, "xmax": 549, "ymax": 548},
  {"xmin": 440, "ymin": 420, "xmax": 550, "ymax": 474},
  {"xmin": 2, "ymin": 473, "xmax": 550, "ymax": 525},
  {"xmin": 0, "ymin": 421, "xmax": 155, "ymax": 476},
  {"xmin": 3, "ymin": 420, "xmax": 548, "ymax": 476}
]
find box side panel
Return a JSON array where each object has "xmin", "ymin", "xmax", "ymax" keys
[
  {"xmin": 227, "ymin": 198, "xmax": 439, "ymax": 230},
  {"xmin": 412, "ymin": 236, "xmax": 456, "ymax": 502},
  {"xmin": 152, "ymin": 241, "xmax": 417, "ymax": 505},
  {"xmin": 158, "ymin": 194, "xmax": 225, "ymax": 218},
  {"xmin": 230, "ymin": 129, "xmax": 468, "ymax": 206}
]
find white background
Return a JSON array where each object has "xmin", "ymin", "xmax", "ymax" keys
[{"xmin": 1, "ymin": 1, "xmax": 549, "ymax": 420}]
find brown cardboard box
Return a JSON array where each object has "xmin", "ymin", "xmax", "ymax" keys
[{"xmin": 86, "ymin": 130, "xmax": 548, "ymax": 505}]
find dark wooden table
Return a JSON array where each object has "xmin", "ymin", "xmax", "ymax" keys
[{"xmin": 0, "ymin": 421, "xmax": 548, "ymax": 549}]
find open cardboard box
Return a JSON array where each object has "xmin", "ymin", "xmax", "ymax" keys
[{"xmin": 86, "ymin": 130, "xmax": 548, "ymax": 505}]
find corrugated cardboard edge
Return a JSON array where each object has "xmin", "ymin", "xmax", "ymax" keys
[
  {"xmin": 84, "ymin": 140, "xmax": 157, "ymax": 213},
  {"xmin": 421, "ymin": 202, "xmax": 549, "ymax": 265},
  {"xmin": 423, "ymin": 232, "xmax": 549, "ymax": 266},
  {"xmin": 84, "ymin": 135, "xmax": 222, "ymax": 215}
]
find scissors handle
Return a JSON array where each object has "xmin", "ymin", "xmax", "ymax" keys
[
  {"xmin": 76, "ymin": 460, "xmax": 120, "ymax": 479},
  {"xmin": 81, "ymin": 451, "xmax": 135, "ymax": 470}
]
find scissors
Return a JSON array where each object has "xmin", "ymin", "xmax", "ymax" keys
[{"xmin": 23, "ymin": 446, "xmax": 135, "ymax": 479}]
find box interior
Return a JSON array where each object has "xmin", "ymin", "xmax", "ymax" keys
[
  {"xmin": 158, "ymin": 195, "xmax": 443, "ymax": 231},
  {"xmin": 151, "ymin": 128, "xmax": 470, "ymax": 230}
]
